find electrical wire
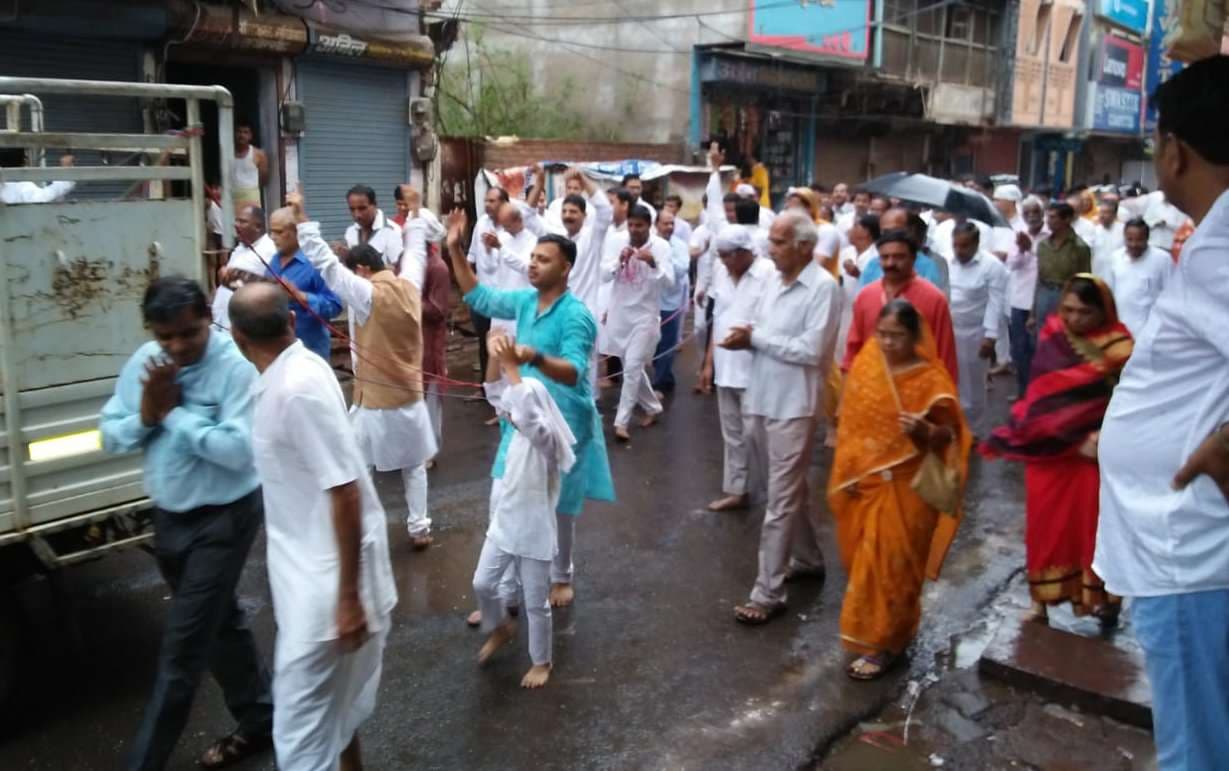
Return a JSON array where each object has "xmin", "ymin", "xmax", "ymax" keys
[{"xmin": 349, "ymin": 0, "xmax": 865, "ymax": 26}]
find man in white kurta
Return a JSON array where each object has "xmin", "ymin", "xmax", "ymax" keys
[
  {"xmin": 294, "ymin": 198, "xmax": 438, "ymax": 546},
  {"xmin": 724, "ymin": 211, "xmax": 840, "ymax": 623},
  {"xmin": 213, "ymin": 205, "xmax": 276, "ymax": 330},
  {"xmin": 704, "ymin": 225, "xmax": 776, "ymax": 512},
  {"xmin": 472, "ymin": 339, "xmax": 577, "ymax": 689},
  {"xmin": 1104, "ymin": 219, "xmax": 1173, "ymax": 336},
  {"xmin": 948, "ymin": 222, "xmax": 1007, "ymax": 437},
  {"xmin": 344, "ymin": 185, "xmax": 403, "ymax": 270},
  {"xmin": 230, "ymin": 284, "xmax": 396, "ymax": 771},
  {"xmin": 601, "ymin": 205, "xmax": 675, "ymax": 440},
  {"xmin": 1089, "ymin": 200, "xmax": 1126, "ymax": 279}
]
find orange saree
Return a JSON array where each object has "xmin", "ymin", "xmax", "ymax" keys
[{"xmin": 829, "ymin": 334, "xmax": 972, "ymax": 656}]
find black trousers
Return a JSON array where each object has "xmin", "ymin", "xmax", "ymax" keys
[
  {"xmin": 127, "ymin": 488, "xmax": 274, "ymax": 771},
  {"xmin": 473, "ymin": 310, "xmax": 492, "ymax": 374}
]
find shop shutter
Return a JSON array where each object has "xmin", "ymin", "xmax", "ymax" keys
[
  {"xmin": 297, "ymin": 59, "xmax": 411, "ymax": 241},
  {"xmin": 0, "ymin": 29, "xmax": 143, "ymax": 200}
]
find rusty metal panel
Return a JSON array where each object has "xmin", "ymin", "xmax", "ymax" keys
[{"xmin": 2, "ymin": 199, "xmax": 197, "ymax": 391}]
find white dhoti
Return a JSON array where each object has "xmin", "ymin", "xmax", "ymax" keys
[
  {"xmin": 995, "ymin": 312, "xmax": 1011, "ymax": 365},
  {"xmin": 954, "ymin": 324, "xmax": 989, "ymax": 437},
  {"xmin": 609, "ymin": 322, "xmax": 663, "ymax": 429},
  {"xmin": 717, "ymin": 386, "xmax": 750, "ymax": 496},
  {"xmin": 272, "ymin": 623, "xmax": 389, "ymax": 771},
  {"xmin": 351, "ymin": 401, "xmax": 437, "ymax": 535},
  {"xmin": 472, "ymin": 538, "xmax": 552, "ymax": 666},
  {"xmin": 425, "ymin": 382, "xmax": 443, "ymax": 453}
]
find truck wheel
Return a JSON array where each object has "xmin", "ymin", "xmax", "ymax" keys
[{"xmin": 0, "ymin": 591, "xmax": 18, "ymax": 724}]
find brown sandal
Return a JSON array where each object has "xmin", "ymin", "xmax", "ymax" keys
[
  {"xmin": 847, "ymin": 652, "xmax": 896, "ymax": 681},
  {"xmin": 199, "ymin": 732, "xmax": 270, "ymax": 769}
]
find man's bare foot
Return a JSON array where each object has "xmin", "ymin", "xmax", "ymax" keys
[
  {"xmin": 549, "ymin": 582, "xmax": 574, "ymax": 608},
  {"xmin": 466, "ymin": 609, "xmax": 482, "ymax": 627},
  {"xmin": 410, "ymin": 532, "xmax": 433, "ymax": 551},
  {"xmin": 707, "ymin": 494, "xmax": 749, "ymax": 512},
  {"xmin": 521, "ymin": 663, "xmax": 552, "ymax": 689},
  {"xmin": 477, "ymin": 620, "xmax": 517, "ymax": 665},
  {"xmin": 639, "ymin": 412, "xmax": 659, "ymax": 428},
  {"xmin": 614, "ymin": 425, "xmax": 631, "ymax": 442}
]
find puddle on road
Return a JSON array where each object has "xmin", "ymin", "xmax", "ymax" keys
[{"xmin": 821, "ymin": 732, "xmax": 936, "ymax": 771}]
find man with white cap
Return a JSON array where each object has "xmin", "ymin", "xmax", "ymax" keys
[{"xmin": 702, "ymin": 224, "xmax": 777, "ymax": 512}]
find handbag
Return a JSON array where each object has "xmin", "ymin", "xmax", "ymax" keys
[{"xmin": 881, "ymin": 347, "xmax": 961, "ymax": 513}]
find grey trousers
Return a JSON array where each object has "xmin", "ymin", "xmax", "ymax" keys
[
  {"xmin": 127, "ymin": 488, "xmax": 274, "ymax": 771},
  {"xmin": 745, "ymin": 415, "xmax": 826, "ymax": 609}
]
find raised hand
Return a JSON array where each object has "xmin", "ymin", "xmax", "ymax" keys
[{"xmin": 286, "ymin": 191, "xmax": 307, "ymax": 223}]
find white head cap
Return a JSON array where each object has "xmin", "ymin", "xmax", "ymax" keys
[
  {"xmin": 735, "ymin": 183, "xmax": 757, "ymax": 199},
  {"xmin": 993, "ymin": 184, "xmax": 1023, "ymax": 203},
  {"xmin": 714, "ymin": 224, "xmax": 754, "ymax": 254}
]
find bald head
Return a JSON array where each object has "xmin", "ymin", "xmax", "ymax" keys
[
  {"xmin": 230, "ymin": 282, "xmax": 291, "ymax": 342},
  {"xmin": 880, "ymin": 207, "xmax": 908, "ymax": 231},
  {"xmin": 497, "ymin": 202, "xmax": 523, "ymax": 233},
  {"xmin": 268, "ymin": 207, "xmax": 300, "ymax": 257}
]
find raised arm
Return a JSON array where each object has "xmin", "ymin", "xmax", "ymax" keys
[
  {"xmin": 446, "ymin": 208, "xmax": 479, "ymax": 296},
  {"xmin": 706, "ymin": 143, "xmax": 728, "ymax": 230},
  {"xmin": 288, "ymin": 193, "xmax": 374, "ymax": 320}
]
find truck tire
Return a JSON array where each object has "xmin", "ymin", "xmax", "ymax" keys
[{"xmin": 0, "ymin": 590, "xmax": 18, "ymax": 724}]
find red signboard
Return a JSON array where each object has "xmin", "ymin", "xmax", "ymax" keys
[{"xmin": 1099, "ymin": 33, "xmax": 1144, "ymax": 89}]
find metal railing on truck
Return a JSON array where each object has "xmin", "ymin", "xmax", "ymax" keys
[{"xmin": 0, "ymin": 77, "xmax": 234, "ymax": 571}]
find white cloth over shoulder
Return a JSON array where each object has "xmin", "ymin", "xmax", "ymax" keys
[
  {"xmin": 213, "ymin": 234, "xmax": 276, "ymax": 329},
  {"xmin": 483, "ymin": 378, "xmax": 576, "ymax": 561}
]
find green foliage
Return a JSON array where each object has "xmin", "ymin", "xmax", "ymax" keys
[{"xmin": 437, "ymin": 27, "xmax": 619, "ymax": 141}]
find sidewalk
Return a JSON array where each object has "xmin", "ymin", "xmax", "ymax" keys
[{"xmin": 819, "ymin": 577, "xmax": 1157, "ymax": 770}]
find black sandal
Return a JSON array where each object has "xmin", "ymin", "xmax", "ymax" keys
[{"xmin": 199, "ymin": 732, "xmax": 271, "ymax": 769}]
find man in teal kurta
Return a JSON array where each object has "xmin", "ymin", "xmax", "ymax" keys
[{"xmin": 447, "ymin": 210, "xmax": 614, "ymax": 608}]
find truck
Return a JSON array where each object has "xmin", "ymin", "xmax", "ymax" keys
[{"xmin": 0, "ymin": 76, "xmax": 236, "ymax": 715}]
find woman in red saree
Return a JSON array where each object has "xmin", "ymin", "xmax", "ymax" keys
[
  {"xmin": 829, "ymin": 300, "xmax": 972, "ymax": 680},
  {"xmin": 981, "ymin": 275, "xmax": 1133, "ymax": 624}
]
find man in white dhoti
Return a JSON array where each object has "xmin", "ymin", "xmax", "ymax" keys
[
  {"xmin": 703, "ymin": 225, "xmax": 776, "ymax": 512},
  {"xmin": 1104, "ymin": 218, "xmax": 1173, "ymax": 336},
  {"xmin": 601, "ymin": 205, "xmax": 675, "ymax": 442},
  {"xmin": 288, "ymin": 194, "xmax": 439, "ymax": 549},
  {"xmin": 228, "ymin": 282, "xmax": 397, "ymax": 771},
  {"xmin": 342, "ymin": 184, "xmax": 403, "ymax": 270},
  {"xmin": 724, "ymin": 210, "xmax": 841, "ymax": 625},
  {"xmin": 472, "ymin": 333, "xmax": 577, "ymax": 690},
  {"xmin": 948, "ymin": 222, "xmax": 1007, "ymax": 438}
]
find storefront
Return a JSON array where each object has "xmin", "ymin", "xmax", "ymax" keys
[{"xmin": 691, "ymin": 48, "xmax": 824, "ymax": 208}]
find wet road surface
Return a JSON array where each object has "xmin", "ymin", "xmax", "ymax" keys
[{"xmin": 0, "ymin": 344, "xmax": 1028, "ymax": 770}]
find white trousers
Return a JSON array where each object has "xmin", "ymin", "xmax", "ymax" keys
[
  {"xmin": 717, "ymin": 386, "xmax": 750, "ymax": 496},
  {"xmin": 273, "ymin": 624, "xmax": 389, "ymax": 771},
  {"xmin": 425, "ymin": 382, "xmax": 443, "ymax": 454},
  {"xmin": 954, "ymin": 324, "xmax": 989, "ymax": 437},
  {"xmin": 614, "ymin": 324, "xmax": 663, "ymax": 429},
  {"xmin": 745, "ymin": 415, "xmax": 825, "ymax": 609},
  {"xmin": 402, "ymin": 464, "xmax": 430, "ymax": 535},
  {"xmin": 472, "ymin": 539, "xmax": 552, "ymax": 666},
  {"xmin": 995, "ymin": 313, "xmax": 1011, "ymax": 364},
  {"xmin": 552, "ymin": 513, "xmax": 575, "ymax": 585}
]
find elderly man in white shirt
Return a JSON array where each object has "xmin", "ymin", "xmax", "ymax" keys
[
  {"xmin": 703, "ymin": 225, "xmax": 776, "ymax": 512},
  {"xmin": 1005, "ymin": 196, "xmax": 1048, "ymax": 398},
  {"xmin": 228, "ymin": 283, "xmax": 397, "ymax": 771},
  {"xmin": 343, "ymin": 184, "xmax": 403, "ymax": 271},
  {"xmin": 213, "ymin": 204, "xmax": 276, "ymax": 329},
  {"xmin": 1104, "ymin": 218, "xmax": 1173, "ymax": 336},
  {"xmin": 1094, "ymin": 58, "xmax": 1229, "ymax": 771},
  {"xmin": 1089, "ymin": 199, "xmax": 1126, "ymax": 279},
  {"xmin": 948, "ymin": 222, "xmax": 1007, "ymax": 436},
  {"xmin": 722, "ymin": 210, "xmax": 841, "ymax": 625},
  {"xmin": 601, "ymin": 205, "xmax": 675, "ymax": 441}
]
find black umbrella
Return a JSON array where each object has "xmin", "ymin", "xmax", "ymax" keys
[{"xmin": 862, "ymin": 172, "xmax": 1008, "ymax": 227}]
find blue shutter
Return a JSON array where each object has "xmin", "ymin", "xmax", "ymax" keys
[{"xmin": 296, "ymin": 58, "xmax": 411, "ymax": 241}]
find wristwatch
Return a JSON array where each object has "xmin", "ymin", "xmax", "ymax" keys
[{"xmin": 530, "ymin": 350, "xmax": 546, "ymax": 368}]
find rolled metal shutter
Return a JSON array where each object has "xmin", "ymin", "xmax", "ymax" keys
[
  {"xmin": 0, "ymin": 30, "xmax": 143, "ymax": 200},
  {"xmin": 297, "ymin": 59, "xmax": 411, "ymax": 241}
]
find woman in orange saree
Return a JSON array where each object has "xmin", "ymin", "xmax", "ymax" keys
[
  {"xmin": 829, "ymin": 299, "xmax": 972, "ymax": 680},
  {"xmin": 981, "ymin": 275, "xmax": 1132, "ymax": 625}
]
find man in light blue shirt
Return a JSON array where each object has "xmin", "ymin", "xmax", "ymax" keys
[
  {"xmin": 857, "ymin": 208, "xmax": 951, "ymax": 297},
  {"xmin": 101, "ymin": 277, "xmax": 273, "ymax": 771},
  {"xmin": 652, "ymin": 209, "xmax": 692, "ymax": 392}
]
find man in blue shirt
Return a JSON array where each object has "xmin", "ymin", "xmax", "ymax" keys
[
  {"xmin": 857, "ymin": 208, "xmax": 951, "ymax": 297},
  {"xmin": 446, "ymin": 209, "xmax": 615, "ymax": 610},
  {"xmin": 265, "ymin": 207, "xmax": 341, "ymax": 361},
  {"xmin": 101, "ymin": 277, "xmax": 273, "ymax": 771}
]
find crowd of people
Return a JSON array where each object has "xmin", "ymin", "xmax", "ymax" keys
[{"xmin": 79, "ymin": 57, "xmax": 1229, "ymax": 771}]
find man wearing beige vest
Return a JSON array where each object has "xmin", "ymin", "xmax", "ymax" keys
[{"xmin": 288, "ymin": 193, "xmax": 439, "ymax": 549}]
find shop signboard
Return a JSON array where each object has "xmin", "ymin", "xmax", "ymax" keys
[
  {"xmin": 1090, "ymin": 83, "xmax": 1144, "ymax": 133},
  {"xmin": 747, "ymin": 0, "xmax": 871, "ymax": 63},
  {"xmin": 1097, "ymin": 0, "xmax": 1151, "ymax": 35},
  {"xmin": 1099, "ymin": 33, "xmax": 1144, "ymax": 89},
  {"xmin": 1144, "ymin": 0, "xmax": 1184, "ymax": 130}
]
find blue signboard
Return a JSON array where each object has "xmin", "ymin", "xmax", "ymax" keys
[
  {"xmin": 1092, "ymin": 84, "xmax": 1143, "ymax": 133},
  {"xmin": 1144, "ymin": 0, "xmax": 1184, "ymax": 130},
  {"xmin": 1098, "ymin": 0, "xmax": 1151, "ymax": 35},
  {"xmin": 748, "ymin": 0, "xmax": 872, "ymax": 62}
]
